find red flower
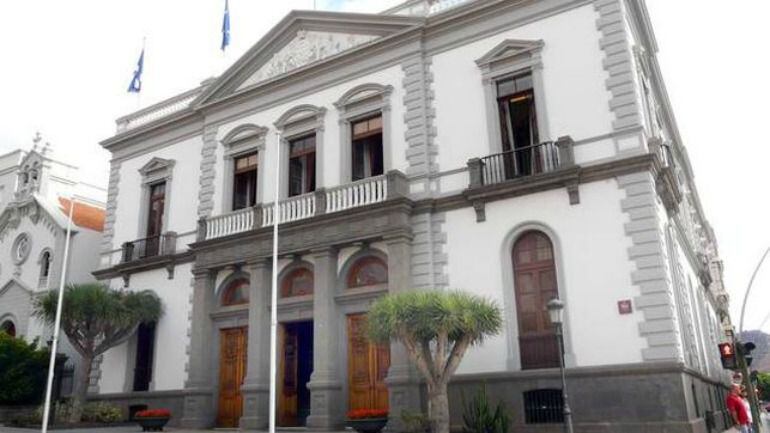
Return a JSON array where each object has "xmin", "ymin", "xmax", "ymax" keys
[
  {"xmin": 135, "ymin": 408, "xmax": 171, "ymax": 418},
  {"xmin": 347, "ymin": 409, "xmax": 389, "ymax": 419}
]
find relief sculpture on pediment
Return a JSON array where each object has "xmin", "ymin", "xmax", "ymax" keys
[{"xmin": 239, "ymin": 31, "xmax": 379, "ymax": 89}]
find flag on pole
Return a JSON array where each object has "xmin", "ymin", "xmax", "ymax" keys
[
  {"xmin": 221, "ymin": 0, "xmax": 231, "ymax": 51},
  {"xmin": 127, "ymin": 47, "xmax": 144, "ymax": 93}
]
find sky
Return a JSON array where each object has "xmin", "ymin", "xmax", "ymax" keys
[{"xmin": 0, "ymin": 1, "xmax": 768, "ymax": 331}]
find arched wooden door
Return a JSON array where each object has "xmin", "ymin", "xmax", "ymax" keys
[{"xmin": 512, "ymin": 231, "xmax": 560, "ymax": 369}]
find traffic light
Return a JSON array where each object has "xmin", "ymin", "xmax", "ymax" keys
[
  {"xmin": 743, "ymin": 342, "xmax": 756, "ymax": 368},
  {"xmin": 719, "ymin": 342, "xmax": 737, "ymax": 369}
]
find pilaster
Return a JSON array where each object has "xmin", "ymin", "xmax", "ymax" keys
[
  {"xmin": 307, "ymin": 247, "xmax": 344, "ymax": 429},
  {"xmin": 181, "ymin": 268, "xmax": 216, "ymax": 429},
  {"xmin": 383, "ymin": 236, "xmax": 420, "ymax": 430},
  {"xmin": 240, "ymin": 259, "xmax": 272, "ymax": 430}
]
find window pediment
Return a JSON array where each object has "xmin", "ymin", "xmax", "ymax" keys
[
  {"xmin": 476, "ymin": 39, "xmax": 545, "ymax": 71},
  {"xmin": 334, "ymin": 83, "xmax": 393, "ymax": 114},
  {"xmin": 138, "ymin": 157, "xmax": 175, "ymax": 182},
  {"xmin": 275, "ymin": 104, "xmax": 326, "ymax": 134}
]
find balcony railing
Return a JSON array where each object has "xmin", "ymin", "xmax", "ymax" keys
[
  {"xmin": 325, "ymin": 175, "xmax": 387, "ymax": 213},
  {"xmin": 121, "ymin": 232, "xmax": 177, "ymax": 263},
  {"xmin": 206, "ymin": 206, "xmax": 256, "ymax": 240},
  {"xmin": 198, "ymin": 171, "xmax": 408, "ymax": 241},
  {"xmin": 262, "ymin": 192, "xmax": 317, "ymax": 227},
  {"xmin": 467, "ymin": 136, "xmax": 575, "ymax": 188}
]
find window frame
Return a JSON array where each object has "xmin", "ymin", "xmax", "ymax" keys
[
  {"xmin": 280, "ymin": 265, "xmax": 315, "ymax": 298},
  {"xmin": 221, "ymin": 278, "xmax": 250, "ymax": 307},
  {"xmin": 335, "ymin": 84, "xmax": 393, "ymax": 183},
  {"xmin": 274, "ymin": 105, "xmax": 325, "ymax": 199},
  {"xmin": 220, "ymin": 124, "xmax": 268, "ymax": 213},
  {"xmin": 346, "ymin": 255, "xmax": 389, "ymax": 289},
  {"xmin": 137, "ymin": 157, "xmax": 175, "ymax": 241},
  {"xmin": 232, "ymin": 152, "xmax": 259, "ymax": 210},
  {"xmin": 476, "ymin": 39, "xmax": 549, "ymax": 155},
  {"xmin": 287, "ymin": 134, "xmax": 317, "ymax": 197}
]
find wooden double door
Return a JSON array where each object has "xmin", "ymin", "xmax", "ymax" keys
[
  {"xmin": 512, "ymin": 231, "xmax": 560, "ymax": 369},
  {"xmin": 217, "ymin": 326, "xmax": 247, "ymax": 428},
  {"xmin": 347, "ymin": 314, "xmax": 390, "ymax": 412}
]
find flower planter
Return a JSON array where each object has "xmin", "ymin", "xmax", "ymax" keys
[
  {"xmin": 136, "ymin": 416, "xmax": 170, "ymax": 432},
  {"xmin": 347, "ymin": 417, "xmax": 388, "ymax": 433}
]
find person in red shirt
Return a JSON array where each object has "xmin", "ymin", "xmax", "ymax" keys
[{"xmin": 726, "ymin": 383, "xmax": 752, "ymax": 433}]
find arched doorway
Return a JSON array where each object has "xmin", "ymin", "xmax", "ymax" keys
[
  {"xmin": 217, "ymin": 277, "xmax": 249, "ymax": 428},
  {"xmin": 344, "ymin": 254, "xmax": 390, "ymax": 413},
  {"xmin": 1, "ymin": 320, "xmax": 16, "ymax": 337},
  {"xmin": 512, "ymin": 231, "xmax": 560, "ymax": 369}
]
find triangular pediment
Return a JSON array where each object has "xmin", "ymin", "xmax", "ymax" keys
[
  {"xmin": 138, "ymin": 157, "xmax": 175, "ymax": 176},
  {"xmin": 475, "ymin": 39, "xmax": 545, "ymax": 68},
  {"xmin": 194, "ymin": 11, "xmax": 423, "ymax": 107}
]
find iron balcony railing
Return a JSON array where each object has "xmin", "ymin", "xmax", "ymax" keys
[
  {"xmin": 467, "ymin": 136, "xmax": 575, "ymax": 188},
  {"xmin": 121, "ymin": 232, "xmax": 177, "ymax": 263}
]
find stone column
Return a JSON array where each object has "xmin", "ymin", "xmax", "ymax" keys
[
  {"xmin": 240, "ymin": 259, "xmax": 272, "ymax": 429},
  {"xmin": 384, "ymin": 236, "xmax": 421, "ymax": 430},
  {"xmin": 307, "ymin": 247, "xmax": 344, "ymax": 429},
  {"xmin": 181, "ymin": 268, "xmax": 217, "ymax": 429}
]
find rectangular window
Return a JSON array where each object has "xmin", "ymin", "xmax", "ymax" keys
[
  {"xmin": 496, "ymin": 74, "xmax": 539, "ymax": 177},
  {"xmin": 233, "ymin": 153, "xmax": 258, "ymax": 210},
  {"xmin": 145, "ymin": 181, "xmax": 165, "ymax": 257},
  {"xmin": 351, "ymin": 115, "xmax": 384, "ymax": 181},
  {"xmin": 288, "ymin": 135, "xmax": 316, "ymax": 197}
]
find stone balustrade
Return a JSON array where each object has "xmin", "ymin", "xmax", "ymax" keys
[{"xmin": 198, "ymin": 171, "xmax": 408, "ymax": 241}]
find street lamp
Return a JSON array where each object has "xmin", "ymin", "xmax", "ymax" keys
[{"xmin": 547, "ymin": 298, "xmax": 574, "ymax": 433}]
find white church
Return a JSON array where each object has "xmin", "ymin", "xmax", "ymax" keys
[
  {"xmin": 0, "ymin": 136, "xmax": 106, "ymax": 392},
  {"xmin": 91, "ymin": 0, "xmax": 734, "ymax": 431}
]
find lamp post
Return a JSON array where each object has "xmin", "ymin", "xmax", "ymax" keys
[{"xmin": 547, "ymin": 298, "xmax": 574, "ymax": 433}]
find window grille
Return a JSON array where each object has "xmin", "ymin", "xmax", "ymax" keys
[{"xmin": 523, "ymin": 389, "xmax": 564, "ymax": 424}]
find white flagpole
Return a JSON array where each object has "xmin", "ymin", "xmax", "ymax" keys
[
  {"xmin": 268, "ymin": 131, "xmax": 281, "ymax": 433},
  {"xmin": 41, "ymin": 195, "xmax": 76, "ymax": 433}
]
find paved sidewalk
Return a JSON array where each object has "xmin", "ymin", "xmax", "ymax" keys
[{"xmin": 0, "ymin": 427, "xmax": 215, "ymax": 433}]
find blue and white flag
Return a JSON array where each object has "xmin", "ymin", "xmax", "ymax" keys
[
  {"xmin": 221, "ymin": 0, "xmax": 230, "ymax": 51},
  {"xmin": 127, "ymin": 48, "xmax": 144, "ymax": 93}
]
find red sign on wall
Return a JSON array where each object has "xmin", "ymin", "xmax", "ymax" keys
[{"xmin": 617, "ymin": 299, "xmax": 633, "ymax": 315}]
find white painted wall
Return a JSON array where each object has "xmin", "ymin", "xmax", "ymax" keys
[
  {"xmin": 431, "ymin": 4, "xmax": 614, "ymax": 176},
  {"xmin": 98, "ymin": 265, "xmax": 194, "ymax": 393},
  {"xmin": 111, "ymin": 136, "xmax": 204, "ymax": 251},
  {"xmin": 444, "ymin": 179, "xmax": 646, "ymax": 374}
]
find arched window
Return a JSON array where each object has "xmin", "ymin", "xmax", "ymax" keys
[
  {"xmin": 347, "ymin": 256, "xmax": 388, "ymax": 289},
  {"xmin": 40, "ymin": 251, "xmax": 52, "ymax": 278},
  {"xmin": 222, "ymin": 278, "xmax": 249, "ymax": 306},
  {"xmin": 512, "ymin": 231, "xmax": 559, "ymax": 369},
  {"xmin": 1, "ymin": 320, "xmax": 16, "ymax": 337},
  {"xmin": 281, "ymin": 267, "xmax": 313, "ymax": 298}
]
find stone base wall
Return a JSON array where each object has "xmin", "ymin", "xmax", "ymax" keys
[
  {"xmin": 88, "ymin": 390, "xmax": 186, "ymax": 427},
  {"xmin": 0, "ymin": 405, "xmax": 37, "ymax": 424},
  {"xmin": 444, "ymin": 362, "xmax": 731, "ymax": 433},
  {"xmin": 82, "ymin": 362, "xmax": 731, "ymax": 432}
]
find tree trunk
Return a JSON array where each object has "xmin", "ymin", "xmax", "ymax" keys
[
  {"xmin": 428, "ymin": 381, "xmax": 450, "ymax": 433},
  {"xmin": 68, "ymin": 354, "xmax": 93, "ymax": 423}
]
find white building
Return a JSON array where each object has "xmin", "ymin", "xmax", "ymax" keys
[
  {"xmin": 0, "ymin": 136, "xmax": 107, "ymax": 389},
  {"xmin": 94, "ymin": 0, "xmax": 733, "ymax": 431}
]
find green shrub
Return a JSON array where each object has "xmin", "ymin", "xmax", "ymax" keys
[
  {"xmin": 401, "ymin": 410, "xmax": 431, "ymax": 433},
  {"xmin": 462, "ymin": 388, "xmax": 510, "ymax": 433},
  {"xmin": 0, "ymin": 333, "xmax": 50, "ymax": 405},
  {"xmin": 82, "ymin": 402, "xmax": 123, "ymax": 423}
]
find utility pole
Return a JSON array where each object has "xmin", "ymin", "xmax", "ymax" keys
[{"xmin": 734, "ymin": 340, "xmax": 762, "ymax": 432}]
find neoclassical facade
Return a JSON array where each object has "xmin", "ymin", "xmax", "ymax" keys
[{"xmin": 94, "ymin": 0, "xmax": 733, "ymax": 431}]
